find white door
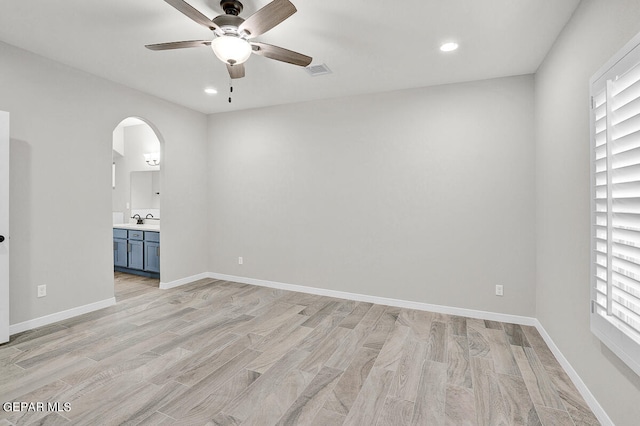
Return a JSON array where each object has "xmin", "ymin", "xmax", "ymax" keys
[{"xmin": 0, "ymin": 111, "xmax": 9, "ymax": 343}]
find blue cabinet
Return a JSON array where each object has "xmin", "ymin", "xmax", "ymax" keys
[
  {"xmin": 144, "ymin": 232, "xmax": 160, "ymax": 273},
  {"xmin": 113, "ymin": 238, "xmax": 127, "ymax": 267},
  {"xmin": 144, "ymin": 231, "xmax": 160, "ymax": 242},
  {"xmin": 129, "ymin": 230, "xmax": 144, "ymax": 241},
  {"xmin": 128, "ymin": 239, "xmax": 144, "ymax": 270},
  {"xmin": 113, "ymin": 228, "xmax": 159, "ymax": 278},
  {"xmin": 144, "ymin": 241, "xmax": 160, "ymax": 273}
]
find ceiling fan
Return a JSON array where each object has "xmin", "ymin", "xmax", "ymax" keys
[{"xmin": 146, "ymin": 0, "xmax": 312, "ymax": 79}]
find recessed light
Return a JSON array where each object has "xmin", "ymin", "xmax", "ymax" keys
[
  {"xmin": 204, "ymin": 87, "xmax": 218, "ymax": 95},
  {"xmin": 440, "ymin": 42, "xmax": 459, "ymax": 52}
]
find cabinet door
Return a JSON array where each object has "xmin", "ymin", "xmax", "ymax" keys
[
  {"xmin": 144, "ymin": 241, "xmax": 160, "ymax": 273},
  {"xmin": 113, "ymin": 238, "xmax": 127, "ymax": 267},
  {"xmin": 128, "ymin": 240, "xmax": 144, "ymax": 270}
]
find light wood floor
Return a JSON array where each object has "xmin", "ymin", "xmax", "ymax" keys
[{"xmin": 0, "ymin": 273, "xmax": 599, "ymax": 425}]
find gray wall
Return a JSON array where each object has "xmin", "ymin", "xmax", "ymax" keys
[
  {"xmin": 1, "ymin": 41, "xmax": 209, "ymax": 324},
  {"xmin": 208, "ymin": 75, "xmax": 536, "ymax": 316},
  {"xmin": 535, "ymin": 0, "xmax": 640, "ymax": 424}
]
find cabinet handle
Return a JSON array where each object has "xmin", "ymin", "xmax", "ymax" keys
[
  {"xmin": 157, "ymin": 246, "xmax": 160, "ymax": 257},
  {"xmin": 113, "ymin": 242, "xmax": 117, "ymax": 250},
  {"xmin": 127, "ymin": 243, "xmax": 131, "ymax": 253}
]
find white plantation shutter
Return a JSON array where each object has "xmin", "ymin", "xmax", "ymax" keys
[{"xmin": 590, "ymin": 33, "xmax": 640, "ymax": 377}]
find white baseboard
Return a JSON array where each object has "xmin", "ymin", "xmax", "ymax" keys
[
  {"xmin": 533, "ymin": 320, "xmax": 613, "ymax": 426},
  {"xmin": 207, "ymin": 272, "xmax": 538, "ymax": 326},
  {"xmin": 160, "ymin": 272, "xmax": 212, "ymax": 290},
  {"xmin": 9, "ymin": 297, "xmax": 116, "ymax": 335}
]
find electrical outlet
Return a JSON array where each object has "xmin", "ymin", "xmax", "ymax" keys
[
  {"xmin": 238, "ymin": 257, "xmax": 243, "ymax": 265},
  {"xmin": 495, "ymin": 285, "xmax": 504, "ymax": 296},
  {"xmin": 37, "ymin": 285, "xmax": 47, "ymax": 298}
]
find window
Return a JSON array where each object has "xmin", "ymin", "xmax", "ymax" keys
[{"xmin": 590, "ymin": 32, "xmax": 640, "ymax": 376}]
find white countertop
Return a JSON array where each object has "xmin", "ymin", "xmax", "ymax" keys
[{"xmin": 113, "ymin": 223, "xmax": 160, "ymax": 232}]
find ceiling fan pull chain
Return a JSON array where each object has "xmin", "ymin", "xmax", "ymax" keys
[{"xmin": 229, "ymin": 78, "xmax": 233, "ymax": 103}]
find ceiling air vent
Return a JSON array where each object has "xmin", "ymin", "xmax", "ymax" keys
[{"xmin": 305, "ymin": 63, "xmax": 332, "ymax": 77}]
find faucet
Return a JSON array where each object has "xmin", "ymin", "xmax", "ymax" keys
[
  {"xmin": 132, "ymin": 214, "xmax": 143, "ymax": 225},
  {"xmin": 145, "ymin": 214, "xmax": 154, "ymax": 219}
]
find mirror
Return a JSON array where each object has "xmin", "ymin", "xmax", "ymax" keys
[{"xmin": 130, "ymin": 171, "xmax": 160, "ymax": 218}]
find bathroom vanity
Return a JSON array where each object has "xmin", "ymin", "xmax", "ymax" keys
[{"xmin": 113, "ymin": 224, "xmax": 160, "ymax": 278}]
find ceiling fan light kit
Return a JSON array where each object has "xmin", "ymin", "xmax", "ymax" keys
[
  {"xmin": 211, "ymin": 35, "xmax": 252, "ymax": 65},
  {"xmin": 147, "ymin": 0, "xmax": 312, "ymax": 79}
]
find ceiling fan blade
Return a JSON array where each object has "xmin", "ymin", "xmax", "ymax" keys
[
  {"xmin": 146, "ymin": 40, "xmax": 211, "ymax": 51},
  {"xmin": 251, "ymin": 42, "xmax": 312, "ymax": 67},
  {"xmin": 164, "ymin": 0, "xmax": 218, "ymax": 31},
  {"xmin": 227, "ymin": 63, "xmax": 246, "ymax": 79},
  {"xmin": 238, "ymin": 0, "xmax": 296, "ymax": 38}
]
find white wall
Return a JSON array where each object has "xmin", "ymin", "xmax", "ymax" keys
[
  {"xmin": 535, "ymin": 1, "xmax": 640, "ymax": 424},
  {"xmin": 0, "ymin": 41, "xmax": 209, "ymax": 325},
  {"xmin": 208, "ymin": 75, "xmax": 536, "ymax": 316},
  {"xmin": 112, "ymin": 125, "xmax": 124, "ymax": 157}
]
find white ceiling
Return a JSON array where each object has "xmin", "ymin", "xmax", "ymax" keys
[{"xmin": 0, "ymin": 0, "xmax": 580, "ymax": 114}]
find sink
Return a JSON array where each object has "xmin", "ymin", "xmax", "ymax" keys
[{"xmin": 113, "ymin": 223, "xmax": 160, "ymax": 231}]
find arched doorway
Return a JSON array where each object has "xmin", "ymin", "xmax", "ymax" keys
[{"xmin": 111, "ymin": 117, "xmax": 163, "ymax": 295}]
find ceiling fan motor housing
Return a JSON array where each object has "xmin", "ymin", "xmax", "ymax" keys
[
  {"xmin": 212, "ymin": 15, "xmax": 245, "ymax": 39},
  {"xmin": 220, "ymin": 0, "xmax": 243, "ymax": 16}
]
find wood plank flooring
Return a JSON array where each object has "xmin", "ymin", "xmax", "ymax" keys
[{"xmin": 0, "ymin": 273, "xmax": 599, "ymax": 425}]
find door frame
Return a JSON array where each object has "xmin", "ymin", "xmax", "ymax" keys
[
  {"xmin": 0, "ymin": 111, "xmax": 10, "ymax": 343},
  {"xmin": 111, "ymin": 117, "xmax": 163, "ymax": 288}
]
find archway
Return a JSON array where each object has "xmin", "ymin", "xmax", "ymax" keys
[{"xmin": 111, "ymin": 117, "xmax": 163, "ymax": 293}]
